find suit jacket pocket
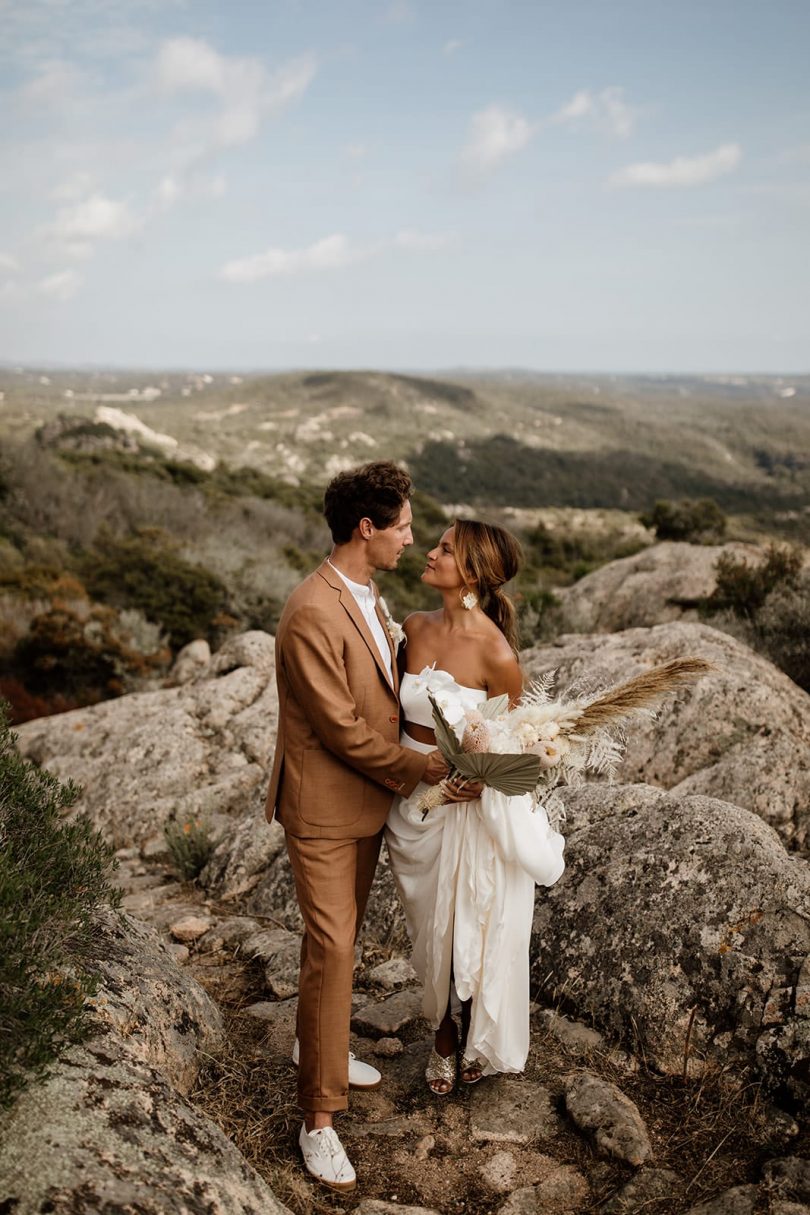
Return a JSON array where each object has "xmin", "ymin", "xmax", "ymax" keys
[{"xmin": 298, "ymin": 747, "xmax": 364, "ymax": 827}]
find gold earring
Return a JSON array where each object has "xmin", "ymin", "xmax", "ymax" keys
[{"xmin": 460, "ymin": 589, "xmax": 478, "ymax": 611}]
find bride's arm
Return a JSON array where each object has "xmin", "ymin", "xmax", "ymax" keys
[{"xmin": 484, "ymin": 647, "xmax": 524, "ymax": 706}]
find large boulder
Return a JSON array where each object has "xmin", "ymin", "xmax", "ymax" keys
[
  {"xmin": 555, "ymin": 540, "xmax": 763, "ymax": 633},
  {"xmin": 523, "ymin": 622, "xmax": 810, "ymax": 852},
  {"xmin": 15, "ymin": 631, "xmax": 278, "ymax": 850},
  {"xmin": 85, "ymin": 908, "xmax": 224, "ymax": 1094},
  {"xmin": 531, "ymin": 783, "xmax": 810, "ymax": 1101},
  {"xmin": 0, "ymin": 910, "xmax": 287, "ymax": 1215}
]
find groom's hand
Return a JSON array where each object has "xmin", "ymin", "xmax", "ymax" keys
[{"xmin": 422, "ymin": 750, "xmax": 449, "ymax": 785}]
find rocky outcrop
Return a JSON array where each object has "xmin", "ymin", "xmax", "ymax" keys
[
  {"xmin": 523, "ymin": 622, "xmax": 810, "ymax": 851},
  {"xmin": 0, "ymin": 911, "xmax": 288, "ymax": 1215},
  {"xmin": 531, "ymin": 783, "xmax": 810, "ymax": 1100},
  {"xmin": 84, "ymin": 908, "xmax": 224, "ymax": 1094},
  {"xmin": 555, "ymin": 540, "xmax": 763, "ymax": 633},
  {"xmin": 15, "ymin": 631, "xmax": 278, "ymax": 850}
]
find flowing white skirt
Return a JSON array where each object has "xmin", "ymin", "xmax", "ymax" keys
[{"xmin": 385, "ymin": 733, "xmax": 565, "ymax": 1075}]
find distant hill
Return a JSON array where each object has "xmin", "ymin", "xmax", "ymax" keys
[{"xmin": 1, "ymin": 367, "xmax": 808, "ymax": 527}]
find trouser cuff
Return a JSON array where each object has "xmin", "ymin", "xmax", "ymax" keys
[{"xmin": 300, "ymin": 1094, "xmax": 349, "ymax": 1113}]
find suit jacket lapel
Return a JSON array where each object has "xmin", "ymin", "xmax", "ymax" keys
[
  {"xmin": 317, "ymin": 561, "xmax": 395, "ymax": 693},
  {"xmin": 372, "ymin": 588, "xmax": 399, "ymax": 697}
]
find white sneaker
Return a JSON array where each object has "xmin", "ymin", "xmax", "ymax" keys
[
  {"xmin": 299, "ymin": 1122, "xmax": 356, "ymax": 1191},
  {"xmin": 292, "ymin": 1037, "xmax": 382, "ymax": 1090}
]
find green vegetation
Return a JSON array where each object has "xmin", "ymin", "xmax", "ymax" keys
[
  {"xmin": 164, "ymin": 816, "xmax": 216, "ymax": 882},
  {"xmin": 707, "ymin": 544, "xmax": 803, "ymax": 619},
  {"xmin": 702, "ymin": 545, "xmax": 810, "ymax": 691},
  {"xmin": 640, "ymin": 498, "xmax": 727, "ymax": 543},
  {"xmin": 0, "ymin": 703, "xmax": 120, "ymax": 1109},
  {"xmin": 79, "ymin": 530, "xmax": 229, "ymax": 648},
  {"xmin": 412, "ymin": 434, "xmax": 808, "ymax": 516}
]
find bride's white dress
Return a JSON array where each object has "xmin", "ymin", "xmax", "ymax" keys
[{"xmin": 385, "ymin": 668, "xmax": 566, "ymax": 1075}]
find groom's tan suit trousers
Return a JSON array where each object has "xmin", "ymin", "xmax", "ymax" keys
[{"xmin": 265, "ymin": 560, "xmax": 428, "ymax": 1112}]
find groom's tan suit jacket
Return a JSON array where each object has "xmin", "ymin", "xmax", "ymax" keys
[{"xmin": 265, "ymin": 559, "xmax": 428, "ymax": 839}]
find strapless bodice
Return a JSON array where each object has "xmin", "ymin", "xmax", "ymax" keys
[{"xmin": 400, "ymin": 667, "xmax": 488, "ymax": 730}]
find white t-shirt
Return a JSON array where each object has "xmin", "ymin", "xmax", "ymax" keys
[{"xmin": 328, "ymin": 560, "xmax": 393, "ymax": 685}]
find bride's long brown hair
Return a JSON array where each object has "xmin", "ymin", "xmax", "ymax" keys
[{"xmin": 453, "ymin": 519, "xmax": 523, "ymax": 655}]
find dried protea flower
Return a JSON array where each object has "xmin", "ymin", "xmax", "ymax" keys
[{"xmin": 462, "ymin": 718, "xmax": 491, "ymax": 753}]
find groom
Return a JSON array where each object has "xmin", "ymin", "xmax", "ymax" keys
[{"xmin": 265, "ymin": 460, "xmax": 446, "ymax": 1191}]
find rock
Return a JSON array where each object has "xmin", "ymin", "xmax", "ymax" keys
[
  {"xmin": 84, "ymin": 909, "xmax": 223, "ymax": 1094},
  {"xmin": 533, "ymin": 784, "xmax": 810, "ymax": 1101},
  {"xmin": 481, "ymin": 1151, "xmax": 518, "ymax": 1193},
  {"xmin": 522, "ymin": 622, "xmax": 810, "ymax": 850},
  {"xmin": 535, "ymin": 1009, "xmax": 605, "ymax": 1055},
  {"xmin": 140, "ymin": 834, "xmax": 172, "ymax": 862},
  {"xmin": 555, "ymin": 541, "xmax": 764, "ymax": 634},
  {"xmin": 357, "ymin": 1202, "xmax": 439, "ymax": 1215},
  {"xmin": 499, "ymin": 1169, "xmax": 589, "ymax": 1214},
  {"xmin": 771, "ymin": 1204, "xmax": 810, "ymax": 1215},
  {"xmin": 414, "ymin": 1134, "xmax": 435, "ymax": 1160},
  {"xmin": 601, "ymin": 1168, "xmax": 683, "ymax": 1212},
  {"xmin": 352, "ymin": 990, "xmax": 425, "ymax": 1037},
  {"xmin": 240, "ymin": 926, "xmax": 301, "ymax": 999},
  {"xmin": 683, "ymin": 1185, "xmax": 759, "ymax": 1215},
  {"xmin": 168, "ymin": 638, "xmax": 211, "ymax": 685},
  {"xmin": 0, "ymin": 1037, "xmax": 290, "ymax": 1215},
  {"xmin": 202, "ymin": 817, "xmax": 287, "ymax": 903},
  {"xmin": 15, "ymin": 630, "xmax": 278, "ymax": 850},
  {"xmin": 169, "ymin": 914, "xmax": 212, "ymax": 943},
  {"xmin": 369, "ymin": 957, "xmax": 419, "ymax": 989},
  {"xmin": 763, "ymin": 1158, "xmax": 810, "ymax": 1204},
  {"xmin": 373, "ymin": 1037, "xmax": 405, "ymax": 1057},
  {"xmin": 166, "ymin": 943, "xmax": 189, "ymax": 963},
  {"xmin": 564, "ymin": 1072, "xmax": 652, "ymax": 1167},
  {"xmin": 0, "ymin": 910, "xmax": 280, "ymax": 1215},
  {"xmin": 470, "ymin": 1078, "xmax": 559, "ymax": 1144}
]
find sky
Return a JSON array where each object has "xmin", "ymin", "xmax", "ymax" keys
[{"xmin": 1, "ymin": 0, "xmax": 809, "ymax": 374}]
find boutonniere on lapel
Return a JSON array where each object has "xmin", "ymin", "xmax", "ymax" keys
[{"xmin": 377, "ymin": 596, "xmax": 406, "ymax": 649}]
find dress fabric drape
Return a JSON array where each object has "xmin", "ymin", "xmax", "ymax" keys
[{"xmin": 385, "ymin": 675, "xmax": 565, "ymax": 1076}]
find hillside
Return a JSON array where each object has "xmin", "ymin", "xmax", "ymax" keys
[{"xmin": 1, "ymin": 367, "xmax": 808, "ymax": 530}]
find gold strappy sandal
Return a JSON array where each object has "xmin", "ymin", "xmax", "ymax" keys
[
  {"xmin": 460, "ymin": 1053, "xmax": 484, "ymax": 1085},
  {"xmin": 425, "ymin": 1047, "xmax": 457, "ymax": 1096}
]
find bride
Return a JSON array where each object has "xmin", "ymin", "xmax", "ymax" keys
[{"xmin": 385, "ymin": 519, "xmax": 565, "ymax": 1094}]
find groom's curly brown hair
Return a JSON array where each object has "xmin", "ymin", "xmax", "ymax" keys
[{"xmin": 323, "ymin": 460, "xmax": 413, "ymax": 544}]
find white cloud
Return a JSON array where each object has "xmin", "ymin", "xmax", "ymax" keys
[
  {"xmin": 221, "ymin": 227, "xmax": 452, "ymax": 283},
  {"xmin": 39, "ymin": 269, "xmax": 82, "ymax": 301},
  {"xmin": 552, "ymin": 86, "xmax": 636, "ymax": 138},
  {"xmin": 155, "ymin": 37, "xmax": 316, "ymax": 156},
  {"xmin": 444, "ymin": 39, "xmax": 463, "ymax": 55},
  {"xmin": 46, "ymin": 192, "xmax": 141, "ymax": 245},
  {"xmin": 460, "ymin": 104, "xmax": 534, "ymax": 177},
  {"xmin": 345, "ymin": 142, "xmax": 368, "ymax": 161},
  {"xmin": 0, "ymin": 253, "xmax": 19, "ymax": 273},
  {"xmin": 609, "ymin": 142, "xmax": 742, "ymax": 188},
  {"xmin": 383, "ymin": 1, "xmax": 413, "ymax": 23},
  {"xmin": 221, "ymin": 234, "xmax": 362, "ymax": 283}
]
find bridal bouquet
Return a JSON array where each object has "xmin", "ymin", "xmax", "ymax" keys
[{"xmin": 416, "ymin": 657, "xmax": 713, "ymax": 819}]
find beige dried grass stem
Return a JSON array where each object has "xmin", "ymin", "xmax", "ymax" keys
[{"xmin": 572, "ymin": 657, "xmax": 715, "ymax": 735}]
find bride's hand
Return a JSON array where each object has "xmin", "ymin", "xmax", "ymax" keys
[{"xmin": 441, "ymin": 775, "xmax": 484, "ymax": 803}]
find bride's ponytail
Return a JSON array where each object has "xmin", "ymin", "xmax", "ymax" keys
[{"xmin": 454, "ymin": 519, "xmax": 523, "ymax": 655}]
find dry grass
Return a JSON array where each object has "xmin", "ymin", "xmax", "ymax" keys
[{"xmin": 184, "ymin": 949, "xmax": 801, "ymax": 1215}]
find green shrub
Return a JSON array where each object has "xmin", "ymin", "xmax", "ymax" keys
[
  {"xmin": 751, "ymin": 577, "xmax": 810, "ymax": 691},
  {"xmin": 707, "ymin": 544, "xmax": 803, "ymax": 620},
  {"xmin": 0, "ymin": 703, "xmax": 120, "ymax": 1108},
  {"xmin": 164, "ymin": 815, "xmax": 216, "ymax": 882},
  {"xmin": 640, "ymin": 498, "xmax": 727, "ymax": 543},
  {"xmin": 79, "ymin": 530, "xmax": 229, "ymax": 648}
]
